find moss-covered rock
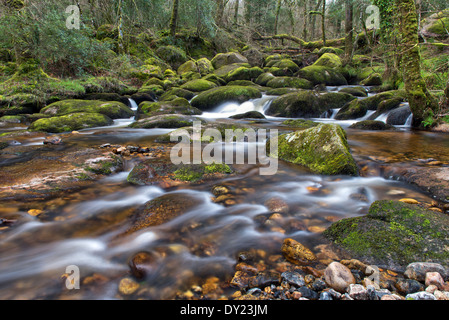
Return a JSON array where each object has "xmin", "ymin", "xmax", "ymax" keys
[
  {"xmin": 268, "ymin": 123, "xmax": 358, "ymax": 176},
  {"xmin": 360, "ymin": 73, "xmax": 383, "ymax": 86},
  {"xmin": 229, "ymin": 111, "xmax": 266, "ymax": 119},
  {"xmin": 28, "ymin": 112, "xmax": 113, "ymax": 133},
  {"xmin": 130, "ymin": 114, "xmax": 204, "ymax": 129},
  {"xmin": 40, "ymin": 100, "xmax": 134, "ymax": 119},
  {"xmin": 318, "ymin": 47, "xmax": 345, "ymax": 56},
  {"xmin": 266, "ymin": 91, "xmax": 355, "ymax": 118},
  {"xmin": 180, "ymin": 79, "xmax": 218, "ymax": 92},
  {"xmin": 255, "ymin": 72, "xmax": 276, "ymax": 86},
  {"xmin": 335, "ymin": 100, "xmax": 368, "ymax": 120},
  {"xmin": 155, "ymin": 45, "xmax": 188, "ymax": 70},
  {"xmin": 138, "ymin": 98, "xmax": 202, "ymax": 119},
  {"xmin": 177, "ymin": 60, "xmax": 198, "ymax": 75},
  {"xmin": 270, "ymin": 59, "xmax": 300, "ymax": 73},
  {"xmin": 324, "ymin": 200, "xmax": 449, "ymax": 269},
  {"xmin": 297, "ymin": 66, "xmax": 347, "ymax": 86},
  {"xmin": 211, "ymin": 52, "xmax": 249, "ymax": 69},
  {"xmin": 202, "ymin": 74, "xmax": 226, "ymax": 86},
  {"xmin": 338, "ymin": 86, "xmax": 368, "ymax": 97},
  {"xmin": 196, "ymin": 58, "xmax": 214, "ymax": 75},
  {"xmin": 266, "ymin": 77, "xmax": 313, "ymax": 90},
  {"xmin": 190, "ymin": 86, "xmax": 262, "ymax": 111},
  {"xmin": 225, "ymin": 66, "xmax": 264, "ymax": 82},
  {"xmin": 349, "ymin": 120, "xmax": 396, "ymax": 130},
  {"xmin": 160, "ymin": 88, "xmax": 196, "ymax": 102},
  {"xmin": 313, "ymin": 53, "xmax": 342, "ymax": 68},
  {"xmin": 421, "ymin": 10, "xmax": 449, "ymax": 37},
  {"xmin": 281, "ymin": 119, "xmax": 320, "ymax": 129}
]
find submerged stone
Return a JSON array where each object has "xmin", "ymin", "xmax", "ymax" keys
[{"xmin": 28, "ymin": 112, "xmax": 113, "ymax": 133}]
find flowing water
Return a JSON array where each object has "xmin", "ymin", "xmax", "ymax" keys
[{"xmin": 0, "ymin": 88, "xmax": 448, "ymax": 300}]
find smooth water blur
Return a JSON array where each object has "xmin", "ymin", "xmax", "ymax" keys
[{"xmin": 0, "ymin": 88, "xmax": 445, "ymax": 299}]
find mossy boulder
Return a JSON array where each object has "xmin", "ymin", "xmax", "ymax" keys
[
  {"xmin": 211, "ymin": 52, "xmax": 249, "ymax": 69},
  {"xmin": 213, "ymin": 63, "xmax": 250, "ymax": 78},
  {"xmin": 421, "ymin": 10, "xmax": 449, "ymax": 37},
  {"xmin": 155, "ymin": 45, "xmax": 188, "ymax": 70},
  {"xmin": 191, "ymin": 86, "xmax": 262, "ymax": 111},
  {"xmin": 360, "ymin": 73, "xmax": 383, "ymax": 86},
  {"xmin": 229, "ymin": 111, "xmax": 266, "ymax": 119},
  {"xmin": 160, "ymin": 88, "xmax": 196, "ymax": 102},
  {"xmin": 177, "ymin": 60, "xmax": 198, "ymax": 75},
  {"xmin": 268, "ymin": 123, "xmax": 358, "ymax": 176},
  {"xmin": 180, "ymin": 79, "xmax": 218, "ymax": 92},
  {"xmin": 318, "ymin": 47, "xmax": 345, "ymax": 56},
  {"xmin": 255, "ymin": 72, "xmax": 276, "ymax": 86},
  {"xmin": 225, "ymin": 66, "xmax": 264, "ymax": 82},
  {"xmin": 338, "ymin": 87, "xmax": 368, "ymax": 97},
  {"xmin": 296, "ymin": 66, "xmax": 347, "ymax": 86},
  {"xmin": 349, "ymin": 120, "xmax": 396, "ymax": 131},
  {"xmin": 281, "ymin": 119, "xmax": 320, "ymax": 129},
  {"xmin": 130, "ymin": 114, "xmax": 204, "ymax": 129},
  {"xmin": 138, "ymin": 98, "xmax": 202, "ymax": 119},
  {"xmin": 28, "ymin": 112, "xmax": 113, "ymax": 133},
  {"xmin": 196, "ymin": 58, "xmax": 214, "ymax": 75},
  {"xmin": 40, "ymin": 100, "xmax": 134, "ymax": 120},
  {"xmin": 266, "ymin": 91, "xmax": 355, "ymax": 118},
  {"xmin": 266, "ymin": 77, "xmax": 313, "ymax": 90},
  {"xmin": 313, "ymin": 53, "xmax": 342, "ymax": 68},
  {"xmin": 127, "ymin": 159, "xmax": 233, "ymax": 190},
  {"xmin": 324, "ymin": 200, "xmax": 449, "ymax": 269},
  {"xmin": 335, "ymin": 100, "xmax": 368, "ymax": 120},
  {"xmin": 270, "ymin": 59, "xmax": 300, "ymax": 73},
  {"xmin": 202, "ymin": 74, "xmax": 226, "ymax": 86}
]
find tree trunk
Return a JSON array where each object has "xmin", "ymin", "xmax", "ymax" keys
[
  {"xmin": 396, "ymin": 0, "xmax": 438, "ymax": 127},
  {"xmin": 234, "ymin": 0, "xmax": 239, "ymax": 25},
  {"xmin": 216, "ymin": 0, "xmax": 226, "ymax": 27},
  {"xmin": 274, "ymin": 0, "xmax": 282, "ymax": 35},
  {"xmin": 321, "ymin": 0, "xmax": 326, "ymax": 46},
  {"xmin": 302, "ymin": 0, "xmax": 308, "ymax": 41},
  {"xmin": 311, "ymin": 0, "xmax": 322, "ymax": 40},
  {"xmin": 169, "ymin": 0, "xmax": 179, "ymax": 37},
  {"xmin": 343, "ymin": 0, "xmax": 353, "ymax": 65}
]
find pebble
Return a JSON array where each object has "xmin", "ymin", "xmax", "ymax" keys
[
  {"xmin": 405, "ymin": 291, "xmax": 437, "ymax": 300},
  {"xmin": 324, "ymin": 262, "xmax": 356, "ymax": 293},
  {"xmin": 394, "ymin": 279, "xmax": 424, "ymax": 295},
  {"xmin": 118, "ymin": 277, "xmax": 140, "ymax": 295},
  {"xmin": 347, "ymin": 284, "xmax": 369, "ymax": 300},
  {"xmin": 281, "ymin": 238, "xmax": 317, "ymax": 265},
  {"xmin": 405, "ymin": 262, "xmax": 449, "ymax": 281},
  {"xmin": 425, "ymin": 272, "xmax": 445, "ymax": 290},
  {"xmin": 281, "ymin": 271, "xmax": 306, "ymax": 288},
  {"xmin": 399, "ymin": 198, "xmax": 419, "ymax": 204}
]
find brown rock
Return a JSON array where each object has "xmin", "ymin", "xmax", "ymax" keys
[
  {"xmin": 281, "ymin": 238, "xmax": 317, "ymax": 265},
  {"xmin": 324, "ymin": 262, "xmax": 356, "ymax": 293}
]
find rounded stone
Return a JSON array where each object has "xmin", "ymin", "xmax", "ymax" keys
[{"xmin": 324, "ymin": 262, "xmax": 356, "ymax": 293}]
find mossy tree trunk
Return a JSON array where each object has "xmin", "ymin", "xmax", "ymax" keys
[
  {"xmin": 321, "ymin": 0, "xmax": 326, "ymax": 46},
  {"xmin": 234, "ymin": 0, "xmax": 239, "ymax": 25},
  {"xmin": 343, "ymin": 0, "xmax": 353, "ymax": 65},
  {"xmin": 396, "ymin": 0, "xmax": 438, "ymax": 127},
  {"xmin": 274, "ymin": 0, "xmax": 282, "ymax": 35},
  {"xmin": 169, "ymin": 0, "xmax": 180, "ymax": 37}
]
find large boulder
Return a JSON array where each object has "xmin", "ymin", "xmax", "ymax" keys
[
  {"xmin": 324, "ymin": 200, "xmax": 449, "ymax": 269},
  {"xmin": 225, "ymin": 66, "xmax": 264, "ymax": 83},
  {"xmin": 155, "ymin": 45, "xmax": 188, "ymax": 70},
  {"xmin": 180, "ymin": 79, "xmax": 218, "ymax": 92},
  {"xmin": 266, "ymin": 91, "xmax": 355, "ymax": 118},
  {"xmin": 211, "ymin": 52, "xmax": 249, "ymax": 69},
  {"xmin": 190, "ymin": 86, "xmax": 262, "ymax": 111},
  {"xmin": 268, "ymin": 123, "xmax": 358, "ymax": 176},
  {"xmin": 28, "ymin": 112, "xmax": 113, "ymax": 133},
  {"xmin": 130, "ymin": 114, "xmax": 204, "ymax": 129},
  {"xmin": 266, "ymin": 77, "xmax": 313, "ymax": 90},
  {"xmin": 296, "ymin": 66, "xmax": 347, "ymax": 86},
  {"xmin": 137, "ymin": 98, "xmax": 202, "ymax": 119},
  {"xmin": 40, "ymin": 99, "xmax": 134, "ymax": 119},
  {"xmin": 313, "ymin": 53, "xmax": 342, "ymax": 68}
]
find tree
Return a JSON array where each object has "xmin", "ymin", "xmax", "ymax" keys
[
  {"xmin": 169, "ymin": 0, "xmax": 180, "ymax": 37},
  {"xmin": 396, "ymin": 0, "xmax": 438, "ymax": 126},
  {"xmin": 343, "ymin": 0, "xmax": 353, "ymax": 65},
  {"xmin": 274, "ymin": 0, "xmax": 283, "ymax": 34}
]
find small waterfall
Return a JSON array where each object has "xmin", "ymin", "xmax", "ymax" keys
[
  {"xmin": 201, "ymin": 95, "xmax": 277, "ymax": 119},
  {"xmin": 375, "ymin": 111, "xmax": 391, "ymax": 123},
  {"xmin": 358, "ymin": 110, "xmax": 376, "ymax": 121},
  {"xmin": 404, "ymin": 114, "xmax": 413, "ymax": 127},
  {"xmin": 128, "ymin": 98, "xmax": 139, "ymax": 112}
]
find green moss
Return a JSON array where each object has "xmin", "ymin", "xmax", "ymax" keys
[
  {"xmin": 281, "ymin": 119, "xmax": 320, "ymax": 129},
  {"xmin": 190, "ymin": 86, "xmax": 262, "ymax": 110},
  {"xmin": 225, "ymin": 66, "xmax": 263, "ymax": 82},
  {"xmin": 313, "ymin": 53, "xmax": 342, "ymax": 68},
  {"xmin": 266, "ymin": 77, "xmax": 313, "ymax": 90},
  {"xmin": 270, "ymin": 59, "xmax": 300, "ymax": 73},
  {"xmin": 297, "ymin": 66, "xmax": 347, "ymax": 86},
  {"xmin": 270, "ymin": 123, "xmax": 358, "ymax": 176},
  {"xmin": 174, "ymin": 163, "xmax": 232, "ymax": 182},
  {"xmin": 40, "ymin": 99, "xmax": 134, "ymax": 119},
  {"xmin": 85, "ymin": 156, "xmax": 122, "ymax": 175},
  {"xmin": 180, "ymin": 79, "xmax": 218, "ymax": 92},
  {"xmin": 28, "ymin": 112, "xmax": 113, "ymax": 133}
]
